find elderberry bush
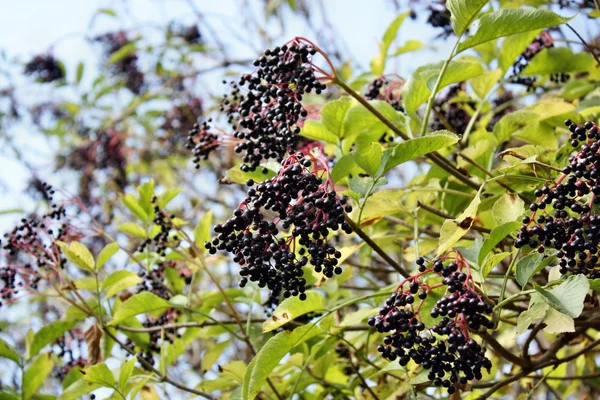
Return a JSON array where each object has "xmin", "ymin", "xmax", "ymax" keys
[
  {"xmin": 218, "ymin": 40, "xmax": 326, "ymax": 171},
  {"xmin": 205, "ymin": 153, "xmax": 352, "ymax": 301},
  {"xmin": 515, "ymin": 119, "xmax": 600, "ymax": 278},
  {"xmin": 370, "ymin": 253, "xmax": 493, "ymax": 394}
]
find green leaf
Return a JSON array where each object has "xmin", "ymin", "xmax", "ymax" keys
[
  {"xmin": 516, "ymin": 294, "xmax": 549, "ymax": 335},
  {"xmin": 117, "ymin": 222, "xmax": 147, "ymax": 239},
  {"xmin": 118, "ymin": 358, "xmax": 135, "ymax": 392},
  {"xmin": 499, "ymin": 30, "xmax": 542, "ymax": 73},
  {"xmin": 589, "ymin": 279, "xmax": 600, "ymax": 292},
  {"xmin": 383, "ymin": 131, "xmax": 458, "ymax": 173},
  {"xmin": 75, "ymin": 62, "xmax": 84, "ymax": 85},
  {"xmin": 351, "ymin": 143, "xmax": 383, "ymax": 177},
  {"xmin": 521, "ymin": 47, "xmax": 596, "ymax": 76},
  {"xmin": 392, "ymin": 40, "xmax": 424, "ymax": 56},
  {"xmin": 543, "ymin": 307, "xmax": 574, "ymax": 334},
  {"xmin": 516, "ymin": 253, "xmax": 556, "ymax": 287},
  {"xmin": 226, "ymin": 164, "xmax": 277, "ymax": 184},
  {"xmin": 121, "ymin": 193, "xmax": 148, "ymax": 222},
  {"xmin": 194, "ymin": 210, "xmax": 213, "ymax": 248},
  {"xmin": 481, "ymin": 252, "xmax": 511, "ymax": 279},
  {"xmin": 29, "ymin": 320, "xmax": 77, "ymax": 360},
  {"xmin": 97, "ymin": 7, "xmax": 117, "ymax": 17},
  {"xmin": 262, "ymin": 292, "xmax": 326, "ymax": 332},
  {"xmin": 82, "ymin": 362, "xmax": 115, "ymax": 388},
  {"xmin": 447, "ymin": 0, "xmax": 489, "ymax": 36},
  {"xmin": 478, "ymin": 222, "xmax": 519, "ymax": 265},
  {"xmin": 371, "ymin": 12, "xmax": 410, "ymax": 75},
  {"xmin": 534, "ymin": 275, "xmax": 589, "ymax": 317},
  {"xmin": 403, "ymin": 59, "xmax": 484, "ymax": 114},
  {"xmin": 102, "ymin": 270, "xmax": 142, "ymax": 298},
  {"xmin": 96, "ymin": 242, "xmax": 120, "ymax": 270},
  {"xmin": 330, "ymin": 154, "xmax": 360, "ymax": 183},
  {"xmin": 457, "ymin": 9, "xmax": 572, "ymax": 53},
  {"xmin": 59, "ymin": 379, "xmax": 100, "ymax": 400},
  {"xmin": 437, "ymin": 191, "xmax": 481, "ymax": 256},
  {"xmin": 109, "ymin": 292, "xmax": 171, "ymax": 325},
  {"xmin": 23, "ymin": 353, "xmax": 54, "ymax": 400},
  {"xmin": 321, "ymin": 97, "xmax": 353, "ymax": 139},
  {"xmin": 300, "ymin": 120, "xmax": 338, "ymax": 144},
  {"xmin": 158, "ymin": 188, "xmax": 181, "ymax": 208},
  {"xmin": 241, "ymin": 320, "xmax": 329, "ymax": 400},
  {"xmin": 492, "ymin": 193, "xmax": 524, "ymax": 226},
  {"xmin": 471, "ymin": 69, "xmax": 503, "ymax": 99},
  {"xmin": 137, "ymin": 180, "xmax": 155, "ymax": 219},
  {"xmin": 201, "ymin": 340, "xmax": 230, "ymax": 373},
  {"xmin": 342, "ymin": 100, "xmax": 405, "ymax": 151},
  {"xmin": 349, "ymin": 176, "xmax": 387, "ymax": 198},
  {"xmin": 0, "ymin": 338, "xmax": 20, "ymax": 364},
  {"xmin": 108, "ymin": 42, "xmax": 137, "ymax": 65},
  {"xmin": 56, "ymin": 241, "xmax": 95, "ymax": 272}
]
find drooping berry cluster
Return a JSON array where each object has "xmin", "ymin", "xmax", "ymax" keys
[
  {"xmin": 161, "ymin": 97, "xmax": 203, "ymax": 153},
  {"xmin": 364, "ymin": 77, "xmax": 404, "ymax": 113},
  {"xmin": 185, "ymin": 120, "xmax": 220, "ymax": 168},
  {"xmin": 52, "ymin": 331, "xmax": 86, "ymax": 380},
  {"xmin": 508, "ymin": 31, "xmax": 554, "ymax": 91},
  {"xmin": 0, "ymin": 183, "xmax": 76, "ymax": 306},
  {"xmin": 426, "ymin": 1, "xmax": 453, "ymax": 38},
  {"xmin": 95, "ymin": 31, "xmax": 145, "ymax": 94},
  {"xmin": 515, "ymin": 120, "xmax": 600, "ymax": 277},
  {"xmin": 24, "ymin": 55, "xmax": 65, "ymax": 83},
  {"xmin": 205, "ymin": 153, "xmax": 352, "ymax": 301},
  {"xmin": 137, "ymin": 196, "xmax": 181, "ymax": 256},
  {"xmin": 217, "ymin": 39, "xmax": 326, "ymax": 171},
  {"xmin": 370, "ymin": 252, "xmax": 493, "ymax": 394},
  {"xmin": 431, "ymin": 83, "xmax": 473, "ymax": 137}
]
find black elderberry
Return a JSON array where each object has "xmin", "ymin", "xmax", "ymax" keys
[{"xmin": 24, "ymin": 54, "xmax": 64, "ymax": 83}]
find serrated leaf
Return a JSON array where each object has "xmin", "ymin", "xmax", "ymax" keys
[
  {"xmin": 457, "ymin": 9, "xmax": 573, "ymax": 53},
  {"xmin": 351, "ymin": 143, "xmax": 383, "ymax": 177},
  {"xmin": 437, "ymin": 192, "xmax": 481, "ymax": 256},
  {"xmin": 383, "ymin": 130, "xmax": 458, "ymax": 173},
  {"xmin": 543, "ymin": 307, "xmax": 574, "ymax": 334},
  {"xmin": 482, "ymin": 251, "xmax": 511, "ymax": 279},
  {"xmin": 471, "ymin": 69, "xmax": 503, "ymax": 99},
  {"xmin": 330, "ymin": 154, "xmax": 360, "ymax": 183},
  {"xmin": 321, "ymin": 97, "xmax": 353, "ymax": 139},
  {"xmin": 29, "ymin": 320, "xmax": 77, "ymax": 360},
  {"xmin": 56, "ymin": 241, "xmax": 95, "ymax": 272},
  {"xmin": 300, "ymin": 120, "xmax": 338, "ymax": 144},
  {"xmin": 521, "ymin": 47, "xmax": 596, "ymax": 76},
  {"xmin": 82, "ymin": 362, "xmax": 115, "ymax": 388},
  {"xmin": 194, "ymin": 210, "xmax": 213, "ymax": 248},
  {"xmin": 0, "ymin": 338, "xmax": 20, "ymax": 364},
  {"xmin": 96, "ymin": 242, "xmax": 120, "ymax": 270},
  {"xmin": 404, "ymin": 59, "xmax": 484, "ymax": 114},
  {"xmin": 478, "ymin": 221, "xmax": 519, "ymax": 265},
  {"xmin": 137, "ymin": 180, "xmax": 155, "ymax": 219},
  {"xmin": 118, "ymin": 358, "xmax": 135, "ymax": 392},
  {"xmin": 371, "ymin": 12, "xmax": 410, "ymax": 75},
  {"xmin": 392, "ymin": 40, "xmax": 424, "ymax": 56},
  {"xmin": 121, "ymin": 194, "xmax": 148, "ymax": 222},
  {"xmin": 117, "ymin": 222, "xmax": 147, "ymax": 239},
  {"xmin": 241, "ymin": 320, "xmax": 329, "ymax": 400},
  {"xmin": 109, "ymin": 292, "xmax": 171, "ymax": 325},
  {"xmin": 492, "ymin": 193, "xmax": 524, "ymax": 226},
  {"xmin": 262, "ymin": 292, "xmax": 325, "ymax": 332},
  {"xmin": 516, "ymin": 294, "xmax": 549, "ymax": 335},
  {"xmin": 201, "ymin": 340, "xmax": 230, "ymax": 373},
  {"xmin": 342, "ymin": 100, "xmax": 405, "ymax": 151},
  {"xmin": 499, "ymin": 30, "xmax": 542, "ymax": 73},
  {"xmin": 516, "ymin": 253, "xmax": 555, "ymax": 287},
  {"xmin": 447, "ymin": 0, "xmax": 489, "ymax": 36},
  {"xmin": 23, "ymin": 353, "xmax": 54, "ymax": 400},
  {"xmin": 158, "ymin": 188, "xmax": 181, "ymax": 208},
  {"xmin": 534, "ymin": 275, "xmax": 589, "ymax": 318}
]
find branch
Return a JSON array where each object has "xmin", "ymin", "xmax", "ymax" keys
[{"xmin": 478, "ymin": 331, "xmax": 530, "ymax": 368}]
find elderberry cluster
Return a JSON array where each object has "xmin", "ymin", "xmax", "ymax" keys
[
  {"xmin": 185, "ymin": 120, "xmax": 220, "ymax": 168},
  {"xmin": 431, "ymin": 83, "xmax": 473, "ymax": 137},
  {"xmin": 52, "ymin": 331, "xmax": 86, "ymax": 380},
  {"xmin": 364, "ymin": 77, "xmax": 404, "ymax": 112},
  {"xmin": 205, "ymin": 153, "xmax": 352, "ymax": 301},
  {"xmin": 515, "ymin": 120, "xmax": 600, "ymax": 277},
  {"xmin": 487, "ymin": 91, "xmax": 516, "ymax": 131},
  {"xmin": 508, "ymin": 32, "xmax": 554, "ymax": 91},
  {"xmin": 24, "ymin": 55, "xmax": 64, "ymax": 83},
  {"xmin": 137, "ymin": 196, "xmax": 180, "ymax": 256},
  {"xmin": 218, "ymin": 40, "xmax": 326, "ymax": 171},
  {"xmin": 370, "ymin": 254, "xmax": 493, "ymax": 394},
  {"xmin": 95, "ymin": 31, "xmax": 145, "ymax": 94},
  {"xmin": 171, "ymin": 24, "xmax": 202, "ymax": 44},
  {"xmin": 426, "ymin": 1, "xmax": 453, "ymax": 38}
]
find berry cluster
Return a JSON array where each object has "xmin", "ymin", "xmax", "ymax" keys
[
  {"xmin": 185, "ymin": 120, "xmax": 220, "ymax": 168},
  {"xmin": 205, "ymin": 153, "xmax": 352, "ymax": 301},
  {"xmin": 172, "ymin": 24, "xmax": 202, "ymax": 44},
  {"xmin": 426, "ymin": 1, "xmax": 453, "ymax": 38},
  {"xmin": 52, "ymin": 331, "xmax": 86, "ymax": 380},
  {"xmin": 137, "ymin": 197, "xmax": 181, "ymax": 256},
  {"xmin": 431, "ymin": 83, "xmax": 473, "ymax": 137},
  {"xmin": 364, "ymin": 77, "xmax": 404, "ymax": 113},
  {"xmin": 370, "ymin": 253, "xmax": 493, "ymax": 394},
  {"xmin": 487, "ymin": 91, "xmax": 516, "ymax": 131},
  {"xmin": 508, "ymin": 32, "xmax": 554, "ymax": 91},
  {"xmin": 0, "ymin": 184, "xmax": 74, "ymax": 305},
  {"xmin": 515, "ymin": 120, "xmax": 600, "ymax": 277},
  {"xmin": 95, "ymin": 31, "xmax": 145, "ymax": 94},
  {"xmin": 217, "ymin": 39, "xmax": 326, "ymax": 171},
  {"xmin": 161, "ymin": 97, "xmax": 203, "ymax": 152},
  {"xmin": 24, "ymin": 55, "xmax": 65, "ymax": 83}
]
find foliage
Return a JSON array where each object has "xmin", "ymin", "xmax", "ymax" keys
[{"xmin": 0, "ymin": 0, "xmax": 600, "ymax": 399}]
